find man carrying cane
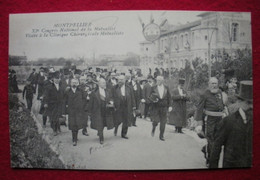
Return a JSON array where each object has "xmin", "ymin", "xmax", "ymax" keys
[{"xmin": 195, "ymin": 77, "xmax": 228, "ymax": 167}]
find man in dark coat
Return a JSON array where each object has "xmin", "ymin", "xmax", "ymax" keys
[
  {"xmin": 168, "ymin": 78, "xmax": 190, "ymax": 133},
  {"xmin": 37, "ymin": 67, "xmax": 46, "ymax": 100},
  {"xmin": 22, "ymin": 79, "xmax": 34, "ymax": 111},
  {"xmin": 114, "ymin": 75, "xmax": 136, "ymax": 139},
  {"xmin": 195, "ymin": 77, "xmax": 228, "ymax": 166},
  {"xmin": 28, "ymin": 68, "xmax": 38, "ymax": 93},
  {"xmin": 43, "ymin": 71, "xmax": 65, "ymax": 136},
  {"xmin": 149, "ymin": 76, "xmax": 172, "ymax": 141},
  {"xmin": 64, "ymin": 78, "xmax": 87, "ymax": 146},
  {"xmin": 142, "ymin": 75, "xmax": 154, "ymax": 119},
  {"xmin": 129, "ymin": 75, "xmax": 142, "ymax": 126},
  {"xmin": 89, "ymin": 77, "xmax": 115, "ymax": 144},
  {"xmin": 78, "ymin": 75, "xmax": 90, "ymax": 136},
  {"xmin": 209, "ymin": 80, "xmax": 253, "ymax": 168},
  {"xmin": 60, "ymin": 68, "xmax": 71, "ymax": 92},
  {"xmin": 39, "ymin": 69, "xmax": 53, "ymax": 127}
]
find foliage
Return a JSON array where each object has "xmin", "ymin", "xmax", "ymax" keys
[
  {"xmin": 9, "ymin": 97, "xmax": 65, "ymax": 169},
  {"xmin": 9, "ymin": 55, "xmax": 27, "ymax": 66}
]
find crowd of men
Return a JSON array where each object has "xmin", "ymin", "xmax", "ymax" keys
[{"xmin": 10, "ymin": 64, "xmax": 253, "ymax": 169}]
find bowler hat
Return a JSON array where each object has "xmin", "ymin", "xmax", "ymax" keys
[{"xmin": 236, "ymin": 80, "xmax": 253, "ymax": 102}]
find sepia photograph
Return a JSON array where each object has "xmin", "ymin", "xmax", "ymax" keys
[{"xmin": 8, "ymin": 10, "xmax": 252, "ymax": 170}]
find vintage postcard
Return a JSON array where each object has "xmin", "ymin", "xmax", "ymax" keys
[{"xmin": 9, "ymin": 10, "xmax": 252, "ymax": 170}]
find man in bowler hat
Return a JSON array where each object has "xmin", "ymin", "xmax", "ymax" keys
[{"xmin": 209, "ymin": 80, "xmax": 253, "ymax": 168}]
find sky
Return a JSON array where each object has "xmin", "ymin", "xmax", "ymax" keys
[{"xmin": 9, "ymin": 11, "xmax": 206, "ymax": 61}]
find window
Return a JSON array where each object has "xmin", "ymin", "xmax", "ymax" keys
[
  {"xmin": 232, "ymin": 23, "xmax": 239, "ymax": 42},
  {"xmin": 146, "ymin": 47, "xmax": 148, "ymax": 51},
  {"xmin": 205, "ymin": 35, "xmax": 208, "ymax": 41}
]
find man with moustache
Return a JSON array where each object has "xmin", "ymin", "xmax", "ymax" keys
[
  {"xmin": 114, "ymin": 75, "xmax": 136, "ymax": 139},
  {"xmin": 209, "ymin": 80, "xmax": 253, "ymax": 168},
  {"xmin": 64, "ymin": 78, "xmax": 87, "ymax": 146},
  {"xmin": 195, "ymin": 77, "xmax": 228, "ymax": 166},
  {"xmin": 149, "ymin": 76, "xmax": 172, "ymax": 141},
  {"xmin": 89, "ymin": 77, "xmax": 115, "ymax": 144}
]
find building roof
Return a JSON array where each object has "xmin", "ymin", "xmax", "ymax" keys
[
  {"xmin": 161, "ymin": 20, "xmax": 201, "ymax": 36},
  {"xmin": 197, "ymin": 11, "xmax": 216, "ymax": 17}
]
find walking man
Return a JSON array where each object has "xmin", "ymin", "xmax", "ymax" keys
[{"xmin": 149, "ymin": 76, "xmax": 172, "ymax": 141}]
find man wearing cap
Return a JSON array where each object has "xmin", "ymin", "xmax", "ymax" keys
[
  {"xmin": 169, "ymin": 78, "xmax": 190, "ymax": 133},
  {"xmin": 43, "ymin": 71, "xmax": 65, "ymax": 136},
  {"xmin": 149, "ymin": 76, "xmax": 172, "ymax": 141},
  {"xmin": 195, "ymin": 77, "xmax": 228, "ymax": 166},
  {"xmin": 114, "ymin": 75, "xmax": 136, "ymax": 139},
  {"xmin": 89, "ymin": 77, "xmax": 115, "ymax": 144},
  {"xmin": 209, "ymin": 80, "xmax": 253, "ymax": 168},
  {"xmin": 64, "ymin": 78, "xmax": 87, "ymax": 146}
]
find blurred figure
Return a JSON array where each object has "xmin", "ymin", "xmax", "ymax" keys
[{"xmin": 22, "ymin": 79, "xmax": 34, "ymax": 111}]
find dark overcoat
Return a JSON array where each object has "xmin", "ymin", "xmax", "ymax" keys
[
  {"xmin": 37, "ymin": 74, "xmax": 45, "ymax": 98},
  {"xmin": 148, "ymin": 85, "xmax": 172, "ymax": 123},
  {"xmin": 65, "ymin": 88, "xmax": 87, "ymax": 131},
  {"xmin": 130, "ymin": 82, "xmax": 142, "ymax": 109},
  {"xmin": 114, "ymin": 85, "xmax": 136, "ymax": 127},
  {"xmin": 89, "ymin": 88, "xmax": 115, "ymax": 131},
  {"xmin": 209, "ymin": 110, "xmax": 252, "ymax": 168},
  {"xmin": 168, "ymin": 88, "xmax": 189, "ymax": 127},
  {"xmin": 43, "ymin": 83, "xmax": 65, "ymax": 128}
]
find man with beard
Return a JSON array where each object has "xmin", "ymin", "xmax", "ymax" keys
[
  {"xmin": 195, "ymin": 77, "xmax": 228, "ymax": 166},
  {"xmin": 209, "ymin": 80, "xmax": 253, "ymax": 168},
  {"xmin": 89, "ymin": 77, "xmax": 115, "ymax": 144},
  {"xmin": 43, "ymin": 71, "xmax": 64, "ymax": 136},
  {"xmin": 64, "ymin": 79, "xmax": 87, "ymax": 146},
  {"xmin": 149, "ymin": 76, "xmax": 172, "ymax": 141},
  {"xmin": 114, "ymin": 75, "xmax": 136, "ymax": 139}
]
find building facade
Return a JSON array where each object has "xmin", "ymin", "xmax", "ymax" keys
[{"xmin": 139, "ymin": 12, "xmax": 251, "ymax": 76}]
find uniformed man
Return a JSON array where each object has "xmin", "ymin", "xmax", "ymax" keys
[{"xmin": 195, "ymin": 77, "xmax": 228, "ymax": 166}]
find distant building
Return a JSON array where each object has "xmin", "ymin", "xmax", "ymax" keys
[{"xmin": 139, "ymin": 12, "xmax": 252, "ymax": 75}]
